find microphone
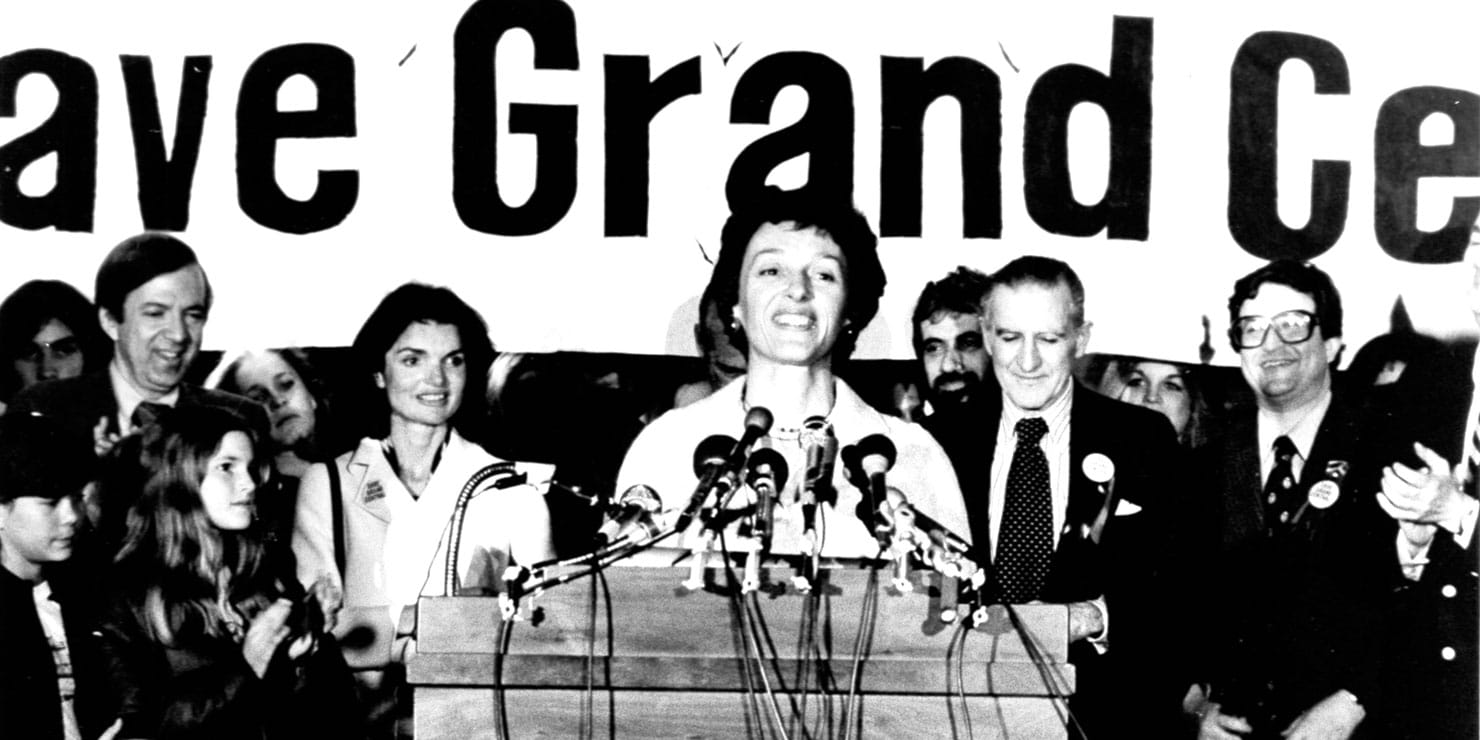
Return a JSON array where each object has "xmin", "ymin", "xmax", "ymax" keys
[
  {"xmin": 797, "ymin": 417, "xmax": 836, "ymax": 559},
  {"xmin": 842, "ymin": 433, "xmax": 896, "ymax": 543},
  {"xmin": 879, "ymin": 487, "xmax": 980, "ymax": 585},
  {"xmin": 745, "ymin": 447, "xmax": 789, "ymax": 546},
  {"xmin": 677, "ymin": 407, "xmax": 774, "ymax": 530},
  {"xmin": 800, "ymin": 416, "xmax": 837, "ymax": 505},
  {"xmin": 593, "ymin": 484, "xmax": 662, "ymax": 547},
  {"xmin": 880, "ymin": 487, "xmax": 971, "ymax": 554}
]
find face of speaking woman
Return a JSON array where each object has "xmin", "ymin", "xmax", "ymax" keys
[
  {"xmin": 732, "ymin": 221, "xmax": 850, "ymax": 371},
  {"xmin": 376, "ymin": 320, "xmax": 468, "ymax": 431}
]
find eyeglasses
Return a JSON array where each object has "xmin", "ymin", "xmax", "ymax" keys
[
  {"xmin": 13, "ymin": 337, "xmax": 81, "ymax": 366},
  {"xmin": 1229, "ymin": 310, "xmax": 1318, "ymax": 350}
]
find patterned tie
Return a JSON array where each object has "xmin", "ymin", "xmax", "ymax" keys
[
  {"xmin": 130, "ymin": 401, "xmax": 171, "ymax": 433},
  {"xmin": 997, "ymin": 417, "xmax": 1052, "ymax": 603},
  {"xmin": 1262, "ymin": 435, "xmax": 1299, "ymax": 532}
]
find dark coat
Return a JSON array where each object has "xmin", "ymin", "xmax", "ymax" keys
[
  {"xmin": 1192, "ymin": 390, "xmax": 1392, "ymax": 732},
  {"xmin": 1365, "ymin": 365, "xmax": 1479, "ymax": 740},
  {"xmin": 0, "ymin": 564, "xmax": 111, "ymax": 740},
  {"xmin": 6, "ymin": 370, "xmax": 267, "ymax": 451},
  {"xmin": 924, "ymin": 384, "xmax": 1187, "ymax": 737},
  {"xmin": 97, "ymin": 563, "xmax": 363, "ymax": 739}
]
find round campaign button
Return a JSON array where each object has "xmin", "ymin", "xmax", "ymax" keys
[
  {"xmin": 1307, "ymin": 479, "xmax": 1340, "ymax": 509},
  {"xmin": 1082, "ymin": 453, "xmax": 1115, "ymax": 484}
]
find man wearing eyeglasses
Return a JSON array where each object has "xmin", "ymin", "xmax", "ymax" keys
[{"xmin": 1187, "ymin": 260, "xmax": 1388, "ymax": 740}]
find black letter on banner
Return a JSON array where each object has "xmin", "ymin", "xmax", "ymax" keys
[
  {"xmin": 236, "ymin": 44, "xmax": 358, "ymax": 235},
  {"xmin": 454, "ymin": 0, "xmax": 578, "ymax": 236},
  {"xmin": 1023, "ymin": 16, "xmax": 1152, "ymax": 240},
  {"xmin": 122, "ymin": 55, "xmax": 211, "ymax": 231},
  {"xmin": 1374, "ymin": 87, "xmax": 1480, "ymax": 264},
  {"xmin": 726, "ymin": 52, "xmax": 853, "ymax": 208},
  {"xmin": 605, "ymin": 55, "xmax": 701, "ymax": 237},
  {"xmin": 0, "ymin": 49, "xmax": 97, "ymax": 232},
  {"xmin": 880, "ymin": 56, "xmax": 1001, "ymax": 238},
  {"xmin": 1228, "ymin": 32, "xmax": 1350, "ymax": 260}
]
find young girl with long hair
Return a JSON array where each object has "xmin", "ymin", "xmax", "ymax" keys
[{"xmin": 97, "ymin": 405, "xmax": 360, "ymax": 739}]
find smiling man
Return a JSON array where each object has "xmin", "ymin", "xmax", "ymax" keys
[
  {"xmin": 923, "ymin": 255, "xmax": 1185, "ymax": 737},
  {"xmin": 8, "ymin": 233, "xmax": 263, "ymax": 462},
  {"xmin": 911, "ymin": 266, "xmax": 994, "ymax": 416},
  {"xmin": 1187, "ymin": 259, "xmax": 1387, "ymax": 740}
]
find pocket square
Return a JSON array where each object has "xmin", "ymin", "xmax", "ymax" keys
[{"xmin": 1113, "ymin": 499, "xmax": 1142, "ymax": 516}]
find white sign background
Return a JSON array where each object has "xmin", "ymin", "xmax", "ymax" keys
[{"xmin": 3, "ymin": 0, "xmax": 1478, "ymax": 365}]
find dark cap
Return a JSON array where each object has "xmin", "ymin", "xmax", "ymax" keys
[{"xmin": 0, "ymin": 414, "xmax": 95, "ymax": 502}]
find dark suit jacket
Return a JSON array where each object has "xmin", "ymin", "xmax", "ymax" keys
[
  {"xmin": 1193, "ymin": 390, "xmax": 1392, "ymax": 731},
  {"xmin": 0, "ymin": 565, "xmax": 110, "ymax": 740},
  {"xmin": 1364, "ymin": 364, "xmax": 1478, "ymax": 740},
  {"xmin": 6, "ymin": 369, "xmax": 266, "ymax": 449},
  {"xmin": 924, "ymin": 384, "xmax": 1186, "ymax": 737}
]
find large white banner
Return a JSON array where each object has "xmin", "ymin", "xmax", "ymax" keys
[{"xmin": 3, "ymin": 0, "xmax": 1478, "ymax": 364}]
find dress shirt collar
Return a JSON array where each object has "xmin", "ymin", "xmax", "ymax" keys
[
  {"xmin": 110, "ymin": 359, "xmax": 180, "ymax": 434},
  {"xmin": 1257, "ymin": 387, "xmax": 1332, "ymax": 469},
  {"xmin": 997, "ymin": 385, "xmax": 1073, "ymax": 447}
]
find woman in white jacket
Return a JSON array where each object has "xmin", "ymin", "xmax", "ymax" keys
[{"xmin": 292, "ymin": 282, "xmax": 554, "ymax": 737}]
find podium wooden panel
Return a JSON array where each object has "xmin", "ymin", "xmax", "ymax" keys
[{"xmin": 406, "ymin": 563, "xmax": 1074, "ymax": 738}]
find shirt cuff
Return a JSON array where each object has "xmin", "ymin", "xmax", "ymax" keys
[
  {"xmin": 1446, "ymin": 494, "xmax": 1480, "ymax": 549},
  {"xmin": 1086, "ymin": 596, "xmax": 1109, "ymax": 654},
  {"xmin": 1396, "ymin": 530, "xmax": 1431, "ymax": 581}
]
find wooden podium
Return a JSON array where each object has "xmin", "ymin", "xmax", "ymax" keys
[{"xmin": 407, "ymin": 562, "xmax": 1074, "ymax": 739}]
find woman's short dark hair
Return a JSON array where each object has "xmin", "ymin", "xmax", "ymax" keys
[
  {"xmin": 706, "ymin": 187, "xmax": 885, "ymax": 362},
  {"xmin": 0, "ymin": 279, "xmax": 112, "ymax": 400},
  {"xmin": 351, "ymin": 283, "xmax": 495, "ymax": 441}
]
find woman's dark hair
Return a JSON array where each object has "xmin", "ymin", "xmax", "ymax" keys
[
  {"xmin": 351, "ymin": 283, "xmax": 495, "ymax": 442},
  {"xmin": 706, "ymin": 187, "xmax": 886, "ymax": 362},
  {"xmin": 109, "ymin": 405, "xmax": 275, "ymax": 644},
  {"xmin": 0, "ymin": 279, "xmax": 111, "ymax": 400},
  {"xmin": 214, "ymin": 347, "xmax": 346, "ymax": 461}
]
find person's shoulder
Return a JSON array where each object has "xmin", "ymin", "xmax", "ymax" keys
[{"xmin": 8, "ymin": 372, "xmax": 110, "ymax": 415}]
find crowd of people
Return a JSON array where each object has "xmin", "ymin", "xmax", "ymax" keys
[{"xmin": 1, "ymin": 192, "xmax": 1475, "ymax": 739}]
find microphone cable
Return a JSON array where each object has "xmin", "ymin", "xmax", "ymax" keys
[
  {"xmin": 943, "ymin": 616, "xmax": 973, "ymax": 740},
  {"xmin": 492, "ymin": 610, "xmax": 514, "ymax": 740},
  {"xmin": 1003, "ymin": 603, "xmax": 1087, "ymax": 739},
  {"xmin": 718, "ymin": 533, "xmax": 793, "ymax": 740},
  {"xmin": 839, "ymin": 559, "xmax": 882, "ymax": 740}
]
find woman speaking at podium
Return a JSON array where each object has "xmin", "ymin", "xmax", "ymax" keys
[{"xmin": 616, "ymin": 188, "xmax": 969, "ymax": 559}]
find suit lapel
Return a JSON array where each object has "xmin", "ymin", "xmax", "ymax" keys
[{"xmin": 347, "ymin": 441, "xmax": 395, "ymax": 525}]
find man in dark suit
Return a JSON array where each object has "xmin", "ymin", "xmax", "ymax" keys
[
  {"xmin": 924, "ymin": 255, "xmax": 1184, "ymax": 737},
  {"xmin": 1190, "ymin": 260, "xmax": 1387, "ymax": 740},
  {"xmin": 7, "ymin": 232, "xmax": 263, "ymax": 456},
  {"xmin": 1368, "ymin": 232, "xmax": 1480, "ymax": 740}
]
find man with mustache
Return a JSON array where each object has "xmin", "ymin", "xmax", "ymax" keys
[
  {"xmin": 1187, "ymin": 260, "xmax": 1388, "ymax": 740},
  {"xmin": 910, "ymin": 266, "xmax": 994, "ymax": 418}
]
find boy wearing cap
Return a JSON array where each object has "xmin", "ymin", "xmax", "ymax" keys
[{"xmin": 0, "ymin": 415, "xmax": 115, "ymax": 740}]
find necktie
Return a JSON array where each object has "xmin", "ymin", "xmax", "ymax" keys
[
  {"xmin": 1262, "ymin": 435, "xmax": 1298, "ymax": 532},
  {"xmin": 997, "ymin": 417, "xmax": 1052, "ymax": 603},
  {"xmin": 130, "ymin": 401, "xmax": 171, "ymax": 432}
]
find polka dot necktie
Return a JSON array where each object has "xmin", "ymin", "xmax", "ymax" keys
[
  {"xmin": 1262, "ymin": 435, "xmax": 1299, "ymax": 532},
  {"xmin": 997, "ymin": 417, "xmax": 1051, "ymax": 604}
]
